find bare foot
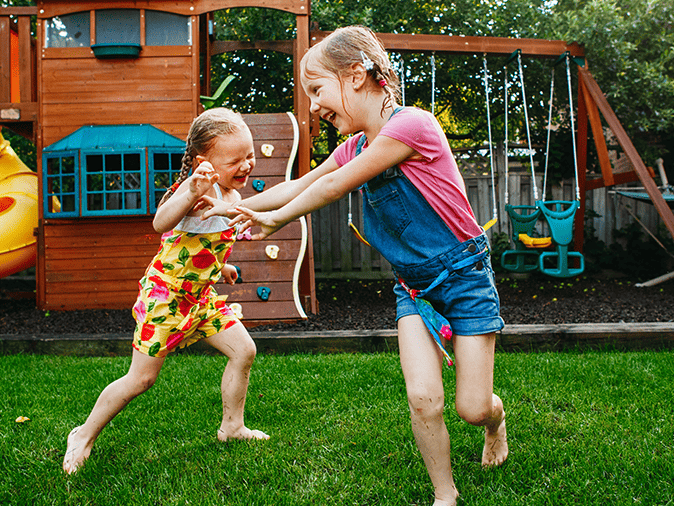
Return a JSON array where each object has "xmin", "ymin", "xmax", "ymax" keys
[
  {"xmin": 63, "ymin": 426, "xmax": 91, "ymax": 475},
  {"xmin": 432, "ymin": 490, "xmax": 460, "ymax": 506},
  {"xmin": 482, "ymin": 413, "xmax": 508, "ymax": 467},
  {"xmin": 217, "ymin": 427, "xmax": 269, "ymax": 442}
]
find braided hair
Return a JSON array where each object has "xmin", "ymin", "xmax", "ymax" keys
[
  {"xmin": 157, "ymin": 107, "xmax": 247, "ymax": 207},
  {"xmin": 302, "ymin": 25, "xmax": 401, "ymax": 117}
]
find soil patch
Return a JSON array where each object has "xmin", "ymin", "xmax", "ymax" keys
[{"xmin": 1, "ymin": 272, "xmax": 673, "ymax": 336}]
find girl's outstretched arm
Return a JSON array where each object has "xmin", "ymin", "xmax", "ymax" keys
[
  {"xmin": 199, "ymin": 153, "xmax": 341, "ymax": 220},
  {"xmin": 242, "ymin": 153, "xmax": 342, "ymax": 211},
  {"xmin": 153, "ymin": 163, "xmax": 219, "ymax": 233},
  {"xmin": 229, "ymin": 135, "xmax": 416, "ymax": 239}
]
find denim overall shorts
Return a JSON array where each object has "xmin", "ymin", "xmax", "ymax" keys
[{"xmin": 356, "ymin": 112, "xmax": 504, "ymax": 338}]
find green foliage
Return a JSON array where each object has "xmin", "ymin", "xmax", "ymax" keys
[
  {"xmin": 552, "ymin": 0, "xmax": 674, "ymax": 138},
  {"xmin": 209, "ymin": 8, "xmax": 296, "ymax": 114},
  {"xmin": 2, "ymin": 127, "xmax": 36, "ymax": 171},
  {"xmin": 489, "ymin": 231, "xmax": 511, "ymax": 273}
]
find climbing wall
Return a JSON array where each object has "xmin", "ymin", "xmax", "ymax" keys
[{"xmin": 215, "ymin": 112, "xmax": 309, "ymax": 325}]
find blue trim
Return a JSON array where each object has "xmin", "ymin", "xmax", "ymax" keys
[
  {"xmin": 43, "ymin": 151, "xmax": 79, "ymax": 218},
  {"xmin": 148, "ymin": 147, "xmax": 186, "ymax": 213},
  {"xmin": 44, "ymin": 124, "xmax": 185, "ymax": 152},
  {"xmin": 81, "ymin": 148, "xmax": 146, "ymax": 216},
  {"xmin": 42, "ymin": 125, "xmax": 186, "ymax": 219}
]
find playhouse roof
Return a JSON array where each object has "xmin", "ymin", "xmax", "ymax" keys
[{"xmin": 43, "ymin": 124, "xmax": 185, "ymax": 152}]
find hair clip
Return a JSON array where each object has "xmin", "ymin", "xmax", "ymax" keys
[
  {"xmin": 360, "ymin": 51, "xmax": 374, "ymax": 71},
  {"xmin": 379, "ymin": 79, "xmax": 387, "ymax": 87}
]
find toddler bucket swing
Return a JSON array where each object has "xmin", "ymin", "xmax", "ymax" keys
[
  {"xmin": 535, "ymin": 52, "xmax": 585, "ymax": 278},
  {"xmin": 500, "ymin": 50, "xmax": 551, "ymax": 274}
]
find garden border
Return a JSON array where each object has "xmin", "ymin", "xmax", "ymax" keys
[{"xmin": 2, "ymin": 322, "xmax": 673, "ymax": 356}]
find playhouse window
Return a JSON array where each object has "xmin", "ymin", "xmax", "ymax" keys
[
  {"xmin": 95, "ymin": 9, "xmax": 141, "ymax": 45},
  {"xmin": 145, "ymin": 11, "xmax": 191, "ymax": 46},
  {"xmin": 44, "ymin": 154, "xmax": 79, "ymax": 217},
  {"xmin": 45, "ymin": 12, "xmax": 90, "ymax": 48},
  {"xmin": 82, "ymin": 151, "xmax": 146, "ymax": 216},
  {"xmin": 149, "ymin": 150, "xmax": 185, "ymax": 212}
]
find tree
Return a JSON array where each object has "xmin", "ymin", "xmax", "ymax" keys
[{"xmin": 550, "ymin": 0, "xmax": 674, "ymax": 169}]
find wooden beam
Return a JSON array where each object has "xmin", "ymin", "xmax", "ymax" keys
[
  {"xmin": 295, "ymin": 13, "xmax": 317, "ymax": 314},
  {"xmin": 211, "ymin": 39, "xmax": 294, "ymax": 56},
  {"xmin": 18, "ymin": 16, "xmax": 33, "ymax": 103},
  {"xmin": 0, "ymin": 102, "xmax": 37, "ymax": 121},
  {"xmin": 0, "ymin": 6, "xmax": 38, "ymax": 15},
  {"xmin": 581, "ymin": 81, "xmax": 614, "ymax": 186},
  {"xmin": 194, "ymin": 0, "xmax": 309, "ymax": 16},
  {"xmin": 311, "ymin": 31, "xmax": 585, "ymax": 58},
  {"xmin": 585, "ymin": 171, "xmax": 643, "ymax": 191},
  {"xmin": 0, "ymin": 17, "xmax": 10, "ymax": 103},
  {"xmin": 191, "ymin": 15, "xmax": 199, "ymax": 118},
  {"xmin": 579, "ymin": 67, "xmax": 674, "ymax": 240}
]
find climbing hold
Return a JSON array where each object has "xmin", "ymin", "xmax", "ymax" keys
[
  {"xmin": 265, "ymin": 244, "xmax": 279, "ymax": 259},
  {"xmin": 229, "ymin": 303, "xmax": 243, "ymax": 319},
  {"xmin": 252, "ymin": 179, "xmax": 266, "ymax": 192},
  {"xmin": 261, "ymin": 144, "xmax": 274, "ymax": 157},
  {"xmin": 234, "ymin": 265, "xmax": 243, "ymax": 283},
  {"xmin": 256, "ymin": 286, "xmax": 271, "ymax": 301}
]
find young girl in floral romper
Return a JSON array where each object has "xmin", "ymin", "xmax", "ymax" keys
[{"xmin": 63, "ymin": 108, "xmax": 268, "ymax": 475}]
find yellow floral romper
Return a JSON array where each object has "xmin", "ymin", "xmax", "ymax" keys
[{"xmin": 132, "ymin": 186, "xmax": 239, "ymax": 358}]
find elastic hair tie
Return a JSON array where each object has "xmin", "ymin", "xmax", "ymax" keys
[
  {"xmin": 169, "ymin": 181, "xmax": 181, "ymax": 193},
  {"xmin": 379, "ymin": 79, "xmax": 387, "ymax": 87}
]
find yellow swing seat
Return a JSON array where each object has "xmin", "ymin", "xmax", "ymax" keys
[{"xmin": 518, "ymin": 233, "xmax": 552, "ymax": 249}]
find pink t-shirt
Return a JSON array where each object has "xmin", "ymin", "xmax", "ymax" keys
[{"xmin": 333, "ymin": 107, "xmax": 482, "ymax": 243}]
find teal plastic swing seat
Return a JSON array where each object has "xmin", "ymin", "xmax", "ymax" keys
[
  {"xmin": 500, "ymin": 204, "xmax": 543, "ymax": 273},
  {"xmin": 536, "ymin": 200, "xmax": 584, "ymax": 278}
]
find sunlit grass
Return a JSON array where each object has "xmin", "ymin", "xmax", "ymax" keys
[{"xmin": 2, "ymin": 350, "xmax": 674, "ymax": 505}]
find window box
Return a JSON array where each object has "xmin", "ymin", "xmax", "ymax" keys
[{"xmin": 91, "ymin": 43, "xmax": 142, "ymax": 59}]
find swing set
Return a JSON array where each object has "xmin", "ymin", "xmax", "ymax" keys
[
  {"xmin": 348, "ymin": 47, "xmax": 583, "ymax": 279},
  {"xmin": 323, "ymin": 31, "xmax": 674, "ymax": 279},
  {"xmin": 499, "ymin": 50, "xmax": 585, "ymax": 278}
]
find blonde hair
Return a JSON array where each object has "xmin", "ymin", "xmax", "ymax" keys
[
  {"xmin": 158, "ymin": 107, "xmax": 248, "ymax": 207},
  {"xmin": 301, "ymin": 25, "xmax": 401, "ymax": 115}
]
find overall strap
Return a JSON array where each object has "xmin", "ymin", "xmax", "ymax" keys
[
  {"xmin": 396, "ymin": 244, "xmax": 490, "ymax": 368},
  {"xmin": 356, "ymin": 107, "xmax": 407, "ymax": 192}
]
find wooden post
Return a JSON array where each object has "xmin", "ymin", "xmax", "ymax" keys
[
  {"xmin": 18, "ymin": 16, "xmax": 33, "ymax": 103},
  {"xmin": 579, "ymin": 67, "xmax": 674, "ymax": 242},
  {"xmin": 0, "ymin": 17, "xmax": 10, "ymax": 102},
  {"xmin": 294, "ymin": 11, "xmax": 317, "ymax": 313}
]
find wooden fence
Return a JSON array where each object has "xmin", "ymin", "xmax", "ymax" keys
[{"xmin": 311, "ymin": 143, "xmax": 665, "ymax": 279}]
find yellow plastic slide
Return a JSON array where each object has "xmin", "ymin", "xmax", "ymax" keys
[{"xmin": 0, "ymin": 131, "xmax": 37, "ymax": 278}]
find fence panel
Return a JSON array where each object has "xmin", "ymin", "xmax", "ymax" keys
[{"xmin": 311, "ymin": 146, "xmax": 663, "ymax": 279}]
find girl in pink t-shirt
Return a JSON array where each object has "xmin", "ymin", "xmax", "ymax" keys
[{"xmin": 201, "ymin": 26, "xmax": 507, "ymax": 506}]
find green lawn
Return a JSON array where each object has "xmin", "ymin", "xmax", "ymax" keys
[{"xmin": 2, "ymin": 350, "xmax": 673, "ymax": 505}]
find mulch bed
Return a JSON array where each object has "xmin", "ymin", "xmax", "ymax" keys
[{"xmin": 1, "ymin": 272, "xmax": 673, "ymax": 336}]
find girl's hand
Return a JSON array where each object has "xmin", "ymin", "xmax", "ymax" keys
[
  {"xmin": 229, "ymin": 206, "xmax": 281, "ymax": 240},
  {"xmin": 196, "ymin": 195, "xmax": 242, "ymax": 219},
  {"xmin": 220, "ymin": 264, "xmax": 238, "ymax": 285},
  {"xmin": 189, "ymin": 161, "xmax": 219, "ymax": 199}
]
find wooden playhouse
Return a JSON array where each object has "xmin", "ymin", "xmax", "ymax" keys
[{"xmin": 0, "ymin": 0, "xmax": 316, "ymax": 325}]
